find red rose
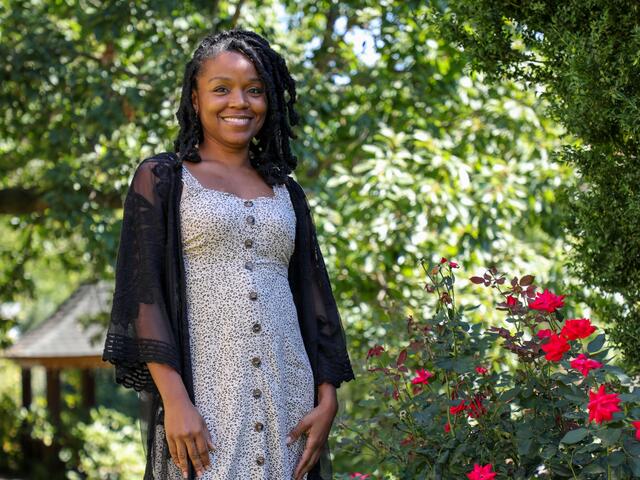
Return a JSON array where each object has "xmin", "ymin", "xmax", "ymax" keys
[
  {"xmin": 560, "ymin": 318, "xmax": 596, "ymax": 340},
  {"xmin": 570, "ymin": 354, "xmax": 603, "ymax": 376},
  {"xmin": 411, "ymin": 368, "xmax": 434, "ymax": 385},
  {"xmin": 536, "ymin": 329, "xmax": 553, "ymax": 339},
  {"xmin": 528, "ymin": 288, "xmax": 566, "ymax": 313},
  {"xmin": 450, "ymin": 400, "xmax": 467, "ymax": 415},
  {"xmin": 466, "ymin": 463, "xmax": 497, "ymax": 480},
  {"xmin": 467, "ymin": 394, "xmax": 486, "ymax": 419},
  {"xmin": 541, "ymin": 333, "xmax": 570, "ymax": 362},
  {"xmin": 588, "ymin": 385, "xmax": 621, "ymax": 424}
]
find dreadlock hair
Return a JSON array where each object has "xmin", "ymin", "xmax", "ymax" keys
[{"xmin": 173, "ymin": 29, "xmax": 300, "ymax": 185}]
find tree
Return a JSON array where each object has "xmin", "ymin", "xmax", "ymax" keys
[{"xmin": 432, "ymin": 0, "xmax": 640, "ymax": 370}]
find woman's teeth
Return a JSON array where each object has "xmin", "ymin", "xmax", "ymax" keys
[{"xmin": 222, "ymin": 117, "xmax": 251, "ymax": 125}]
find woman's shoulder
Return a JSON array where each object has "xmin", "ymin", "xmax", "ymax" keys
[
  {"xmin": 133, "ymin": 152, "xmax": 179, "ymax": 178},
  {"xmin": 138, "ymin": 151, "xmax": 179, "ymax": 168}
]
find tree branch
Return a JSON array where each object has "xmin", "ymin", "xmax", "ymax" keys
[
  {"xmin": 230, "ymin": 0, "xmax": 246, "ymax": 28},
  {"xmin": 313, "ymin": 3, "xmax": 340, "ymax": 73},
  {"xmin": 0, "ymin": 187, "xmax": 122, "ymax": 214}
]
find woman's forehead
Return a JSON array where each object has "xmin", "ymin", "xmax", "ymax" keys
[{"xmin": 199, "ymin": 51, "xmax": 262, "ymax": 82}]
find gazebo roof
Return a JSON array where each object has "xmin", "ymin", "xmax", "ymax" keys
[{"xmin": 1, "ymin": 280, "xmax": 113, "ymax": 369}]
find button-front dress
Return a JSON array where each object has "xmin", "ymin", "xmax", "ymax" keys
[{"xmin": 154, "ymin": 164, "xmax": 315, "ymax": 479}]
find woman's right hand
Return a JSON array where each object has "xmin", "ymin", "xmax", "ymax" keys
[{"xmin": 164, "ymin": 398, "xmax": 215, "ymax": 479}]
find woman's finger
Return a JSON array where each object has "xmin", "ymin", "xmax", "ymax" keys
[
  {"xmin": 194, "ymin": 430, "xmax": 212, "ymax": 470},
  {"xmin": 293, "ymin": 437, "xmax": 315, "ymax": 480},
  {"xmin": 184, "ymin": 435, "xmax": 205, "ymax": 477},
  {"xmin": 203, "ymin": 418, "xmax": 215, "ymax": 452},
  {"xmin": 176, "ymin": 440, "xmax": 189, "ymax": 478},
  {"xmin": 167, "ymin": 437, "xmax": 180, "ymax": 471}
]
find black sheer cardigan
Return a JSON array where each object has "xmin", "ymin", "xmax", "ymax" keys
[{"xmin": 102, "ymin": 152, "xmax": 356, "ymax": 479}]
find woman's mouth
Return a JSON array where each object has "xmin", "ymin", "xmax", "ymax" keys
[{"xmin": 221, "ymin": 116, "xmax": 253, "ymax": 126}]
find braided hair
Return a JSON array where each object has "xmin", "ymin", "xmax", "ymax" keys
[{"xmin": 173, "ymin": 29, "xmax": 300, "ymax": 185}]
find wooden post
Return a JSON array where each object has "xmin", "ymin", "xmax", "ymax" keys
[
  {"xmin": 81, "ymin": 369, "xmax": 96, "ymax": 409},
  {"xmin": 46, "ymin": 368, "xmax": 61, "ymax": 428},
  {"xmin": 21, "ymin": 367, "xmax": 32, "ymax": 409}
]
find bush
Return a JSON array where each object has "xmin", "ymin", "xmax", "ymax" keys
[
  {"xmin": 63, "ymin": 406, "xmax": 145, "ymax": 480},
  {"xmin": 0, "ymin": 392, "xmax": 144, "ymax": 480},
  {"xmin": 344, "ymin": 258, "xmax": 640, "ymax": 479}
]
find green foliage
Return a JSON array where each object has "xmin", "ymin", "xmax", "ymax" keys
[
  {"xmin": 1, "ymin": 1, "xmax": 585, "ymax": 475},
  {"xmin": 0, "ymin": 392, "xmax": 25, "ymax": 474},
  {"xmin": 432, "ymin": 0, "xmax": 640, "ymax": 369},
  {"xmin": 344, "ymin": 259, "xmax": 640, "ymax": 478},
  {"xmin": 0, "ymin": 394, "xmax": 144, "ymax": 479},
  {"xmin": 64, "ymin": 407, "xmax": 145, "ymax": 480}
]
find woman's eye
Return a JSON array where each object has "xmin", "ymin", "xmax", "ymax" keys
[{"xmin": 211, "ymin": 86, "xmax": 263, "ymax": 94}]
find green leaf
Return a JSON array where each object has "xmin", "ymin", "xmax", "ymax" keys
[
  {"xmin": 582, "ymin": 462, "xmax": 607, "ymax": 474},
  {"xmin": 499, "ymin": 387, "xmax": 521, "ymax": 403},
  {"xmin": 564, "ymin": 392, "xmax": 587, "ymax": 403},
  {"xmin": 436, "ymin": 449, "xmax": 450, "ymax": 464},
  {"xmin": 517, "ymin": 436, "xmax": 532, "ymax": 455},
  {"xmin": 605, "ymin": 451, "xmax": 626, "ymax": 467},
  {"xmin": 595, "ymin": 428, "xmax": 622, "ymax": 446},
  {"xmin": 624, "ymin": 437, "xmax": 640, "ymax": 456},
  {"xmin": 560, "ymin": 427, "xmax": 590, "ymax": 444},
  {"xmin": 630, "ymin": 455, "xmax": 640, "ymax": 476},
  {"xmin": 541, "ymin": 444, "xmax": 557, "ymax": 459},
  {"xmin": 587, "ymin": 333, "xmax": 606, "ymax": 353}
]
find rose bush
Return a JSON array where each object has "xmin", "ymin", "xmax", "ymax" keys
[{"xmin": 341, "ymin": 259, "xmax": 640, "ymax": 479}]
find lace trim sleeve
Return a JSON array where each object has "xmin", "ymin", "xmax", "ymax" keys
[
  {"xmin": 102, "ymin": 158, "xmax": 181, "ymax": 393},
  {"xmin": 300, "ymin": 185, "xmax": 356, "ymax": 389}
]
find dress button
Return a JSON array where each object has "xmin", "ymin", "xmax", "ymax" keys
[
  {"xmin": 245, "ymin": 261, "xmax": 253, "ymax": 271},
  {"xmin": 254, "ymin": 422, "xmax": 264, "ymax": 432},
  {"xmin": 252, "ymin": 323, "xmax": 261, "ymax": 333},
  {"xmin": 244, "ymin": 200, "xmax": 253, "ymax": 207},
  {"xmin": 246, "ymin": 215, "xmax": 255, "ymax": 225},
  {"xmin": 256, "ymin": 455, "xmax": 265, "ymax": 466},
  {"xmin": 251, "ymin": 356, "xmax": 261, "ymax": 367},
  {"xmin": 244, "ymin": 238, "xmax": 253, "ymax": 248},
  {"xmin": 249, "ymin": 291, "xmax": 258, "ymax": 300},
  {"xmin": 252, "ymin": 388, "xmax": 262, "ymax": 399}
]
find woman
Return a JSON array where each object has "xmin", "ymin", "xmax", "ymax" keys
[{"xmin": 102, "ymin": 29, "xmax": 355, "ymax": 480}]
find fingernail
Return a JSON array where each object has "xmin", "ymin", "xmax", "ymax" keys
[
  {"xmin": 182, "ymin": 472, "xmax": 188, "ymax": 479},
  {"xmin": 286, "ymin": 435, "xmax": 292, "ymax": 445}
]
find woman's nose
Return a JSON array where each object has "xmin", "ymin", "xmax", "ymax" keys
[{"xmin": 228, "ymin": 89, "xmax": 250, "ymax": 108}]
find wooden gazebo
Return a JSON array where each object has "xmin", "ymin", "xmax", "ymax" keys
[{"xmin": 0, "ymin": 280, "xmax": 113, "ymax": 426}]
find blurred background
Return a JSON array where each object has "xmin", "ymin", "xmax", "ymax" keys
[{"xmin": 1, "ymin": 0, "xmax": 638, "ymax": 478}]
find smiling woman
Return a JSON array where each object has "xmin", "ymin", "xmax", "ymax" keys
[
  {"xmin": 102, "ymin": 28, "xmax": 355, "ymax": 480},
  {"xmin": 191, "ymin": 52, "xmax": 268, "ymax": 157},
  {"xmin": 174, "ymin": 30, "xmax": 300, "ymax": 190}
]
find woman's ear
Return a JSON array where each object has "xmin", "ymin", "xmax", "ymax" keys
[{"xmin": 191, "ymin": 91, "xmax": 198, "ymax": 113}]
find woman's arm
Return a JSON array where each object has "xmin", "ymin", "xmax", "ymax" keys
[
  {"xmin": 148, "ymin": 362, "xmax": 214, "ymax": 479},
  {"xmin": 147, "ymin": 362, "xmax": 190, "ymax": 407}
]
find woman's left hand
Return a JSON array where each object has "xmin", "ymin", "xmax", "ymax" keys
[{"xmin": 287, "ymin": 384, "xmax": 339, "ymax": 480}]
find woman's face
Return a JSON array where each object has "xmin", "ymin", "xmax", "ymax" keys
[{"xmin": 191, "ymin": 50, "xmax": 268, "ymax": 151}]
